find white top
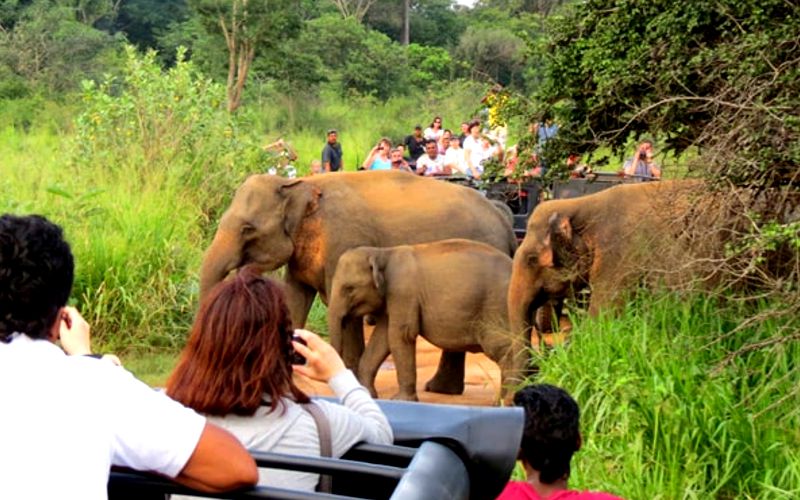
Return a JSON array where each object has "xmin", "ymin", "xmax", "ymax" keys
[
  {"xmin": 423, "ymin": 127, "xmax": 443, "ymax": 142},
  {"xmin": 416, "ymin": 154, "xmax": 446, "ymax": 176},
  {"xmin": 444, "ymin": 147, "xmax": 468, "ymax": 175},
  {"xmin": 463, "ymin": 135, "xmax": 485, "ymax": 175},
  {"xmin": 205, "ymin": 370, "xmax": 392, "ymax": 491},
  {"xmin": 0, "ymin": 333, "xmax": 206, "ymax": 500}
]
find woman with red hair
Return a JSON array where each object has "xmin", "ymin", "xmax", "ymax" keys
[{"xmin": 167, "ymin": 266, "xmax": 392, "ymax": 491}]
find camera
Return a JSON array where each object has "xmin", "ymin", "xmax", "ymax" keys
[
  {"xmin": 639, "ymin": 151, "xmax": 648, "ymax": 160},
  {"xmin": 290, "ymin": 335, "xmax": 307, "ymax": 365}
]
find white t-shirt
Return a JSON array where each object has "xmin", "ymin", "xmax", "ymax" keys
[
  {"xmin": 416, "ymin": 154, "xmax": 446, "ymax": 176},
  {"xmin": 444, "ymin": 147, "xmax": 468, "ymax": 175},
  {"xmin": 463, "ymin": 135, "xmax": 485, "ymax": 175},
  {"xmin": 0, "ymin": 334, "xmax": 206, "ymax": 500},
  {"xmin": 423, "ymin": 127, "xmax": 443, "ymax": 142}
]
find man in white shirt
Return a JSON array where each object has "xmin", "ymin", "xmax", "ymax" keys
[
  {"xmin": 416, "ymin": 139, "xmax": 449, "ymax": 176},
  {"xmin": 0, "ymin": 214, "xmax": 258, "ymax": 500}
]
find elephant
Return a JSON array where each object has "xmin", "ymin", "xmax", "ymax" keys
[
  {"xmin": 200, "ymin": 170, "xmax": 517, "ymax": 395},
  {"xmin": 508, "ymin": 180, "xmax": 699, "ymax": 344},
  {"xmin": 327, "ymin": 239, "xmax": 527, "ymax": 402}
]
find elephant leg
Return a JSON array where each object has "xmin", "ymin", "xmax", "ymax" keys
[
  {"xmin": 357, "ymin": 315, "xmax": 389, "ymax": 398},
  {"xmin": 284, "ymin": 274, "xmax": 316, "ymax": 328},
  {"xmin": 340, "ymin": 316, "xmax": 366, "ymax": 370},
  {"xmin": 424, "ymin": 351, "xmax": 466, "ymax": 395},
  {"xmin": 388, "ymin": 323, "xmax": 419, "ymax": 402}
]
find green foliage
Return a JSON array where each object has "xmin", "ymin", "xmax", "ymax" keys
[
  {"xmin": 405, "ymin": 43, "xmax": 453, "ymax": 89},
  {"xmin": 0, "ymin": 0, "xmax": 123, "ymax": 93},
  {"xmin": 113, "ymin": 0, "xmax": 190, "ymax": 55},
  {"xmin": 533, "ymin": 293, "xmax": 800, "ymax": 498},
  {"xmin": 407, "ymin": 0, "xmax": 468, "ymax": 47},
  {"xmin": 57, "ymin": 46, "xmax": 265, "ymax": 349},
  {"xmin": 246, "ymin": 80, "xmax": 484, "ymax": 172},
  {"xmin": 73, "ymin": 45, "xmax": 255, "ymax": 222},
  {"xmin": 531, "ymin": 0, "xmax": 799, "ymax": 190},
  {"xmin": 455, "ymin": 26, "xmax": 527, "ymax": 86},
  {"xmin": 294, "ymin": 15, "xmax": 406, "ymax": 99}
]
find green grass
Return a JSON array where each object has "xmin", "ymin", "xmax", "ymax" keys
[
  {"xmin": 530, "ymin": 293, "xmax": 800, "ymax": 499},
  {"xmin": 241, "ymin": 83, "xmax": 484, "ymax": 174}
]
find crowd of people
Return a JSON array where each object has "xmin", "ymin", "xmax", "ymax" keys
[
  {"xmin": 310, "ymin": 115, "xmax": 660, "ymax": 183},
  {"xmin": 263, "ymin": 110, "xmax": 662, "ymax": 183},
  {"xmin": 355, "ymin": 118, "xmax": 506, "ymax": 179}
]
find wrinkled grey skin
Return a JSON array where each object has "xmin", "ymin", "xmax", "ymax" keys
[
  {"xmin": 200, "ymin": 171, "xmax": 517, "ymax": 395},
  {"xmin": 328, "ymin": 239, "xmax": 528, "ymax": 403},
  {"xmin": 508, "ymin": 181, "xmax": 696, "ymax": 346}
]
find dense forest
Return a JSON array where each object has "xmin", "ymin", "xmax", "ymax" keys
[{"xmin": 2, "ymin": 1, "xmax": 799, "ymax": 497}]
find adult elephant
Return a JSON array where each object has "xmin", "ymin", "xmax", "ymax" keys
[
  {"xmin": 508, "ymin": 181, "xmax": 700, "ymax": 344},
  {"xmin": 200, "ymin": 171, "xmax": 517, "ymax": 395}
]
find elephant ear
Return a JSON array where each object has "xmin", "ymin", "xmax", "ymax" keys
[
  {"xmin": 547, "ymin": 212, "xmax": 578, "ymax": 268},
  {"xmin": 368, "ymin": 252, "xmax": 387, "ymax": 297},
  {"xmin": 279, "ymin": 179, "xmax": 322, "ymax": 236}
]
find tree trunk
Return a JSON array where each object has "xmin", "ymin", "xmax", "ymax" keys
[{"xmin": 402, "ymin": 0, "xmax": 410, "ymax": 46}]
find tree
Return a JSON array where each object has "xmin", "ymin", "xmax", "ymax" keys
[
  {"xmin": 532, "ymin": 0, "xmax": 799, "ymax": 191},
  {"xmin": 189, "ymin": 0, "xmax": 301, "ymax": 112},
  {"xmin": 456, "ymin": 26, "xmax": 526, "ymax": 85},
  {"xmin": 112, "ymin": 0, "xmax": 190, "ymax": 55},
  {"xmin": 293, "ymin": 14, "xmax": 406, "ymax": 98},
  {"xmin": 329, "ymin": 0, "xmax": 375, "ymax": 22},
  {"xmin": 0, "ymin": 0, "xmax": 122, "ymax": 93},
  {"xmin": 366, "ymin": 0, "xmax": 466, "ymax": 48}
]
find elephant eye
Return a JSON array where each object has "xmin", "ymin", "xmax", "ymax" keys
[{"xmin": 241, "ymin": 224, "xmax": 256, "ymax": 237}]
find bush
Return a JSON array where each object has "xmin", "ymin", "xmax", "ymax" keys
[
  {"xmin": 58, "ymin": 45, "xmax": 266, "ymax": 350},
  {"xmin": 406, "ymin": 44, "xmax": 453, "ymax": 90}
]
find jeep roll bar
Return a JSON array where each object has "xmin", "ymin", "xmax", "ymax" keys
[{"xmin": 107, "ymin": 401, "xmax": 523, "ymax": 500}]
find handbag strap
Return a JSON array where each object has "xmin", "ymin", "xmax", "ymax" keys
[{"xmin": 300, "ymin": 401, "xmax": 333, "ymax": 493}]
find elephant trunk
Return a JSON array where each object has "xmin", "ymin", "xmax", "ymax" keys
[
  {"xmin": 507, "ymin": 257, "xmax": 538, "ymax": 338},
  {"xmin": 326, "ymin": 296, "xmax": 347, "ymax": 355},
  {"xmin": 199, "ymin": 228, "xmax": 242, "ymax": 302}
]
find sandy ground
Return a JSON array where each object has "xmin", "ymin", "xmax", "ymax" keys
[
  {"xmin": 294, "ymin": 323, "xmax": 571, "ymax": 407},
  {"xmin": 296, "ymin": 336, "xmax": 503, "ymax": 406}
]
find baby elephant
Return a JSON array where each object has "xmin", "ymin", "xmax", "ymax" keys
[{"xmin": 327, "ymin": 238, "xmax": 528, "ymax": 402}]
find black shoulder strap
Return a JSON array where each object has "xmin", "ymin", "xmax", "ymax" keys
[{"xmin": 300, "ymin": 401, "xmax": 333, "ymax": 493}]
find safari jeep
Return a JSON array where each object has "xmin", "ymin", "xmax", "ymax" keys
[{"xmin": 108, "ymin": 400, "xmax": 523, "ymax": 500}]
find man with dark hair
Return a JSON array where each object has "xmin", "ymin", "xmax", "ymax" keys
[
  {"xmin": 497, "ymin": 384, "xmax": 623, "ymax": 500},
  {"xmin": 321, "ymin": 129, "xmax": 343, "ymax": 172},
  {"xmin": 0, "ymin": 214, "xmax": 257, "ymax": 499},
  {"xmin": 415, "ymin": 138, "xmax": 448, "ymax": 176},
  {"xmin": 403, "ymin": 125, "xmax": 426, "ymax": 169}
]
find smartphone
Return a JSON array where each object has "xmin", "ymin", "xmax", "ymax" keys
[{"xmin": 290, "ymin": 335, "xmax": 307, "ymax": 365}]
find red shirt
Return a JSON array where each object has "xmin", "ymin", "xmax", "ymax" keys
[{"xmin": 497, "ymin": 481, "xmax": 624, "ymax": 500}]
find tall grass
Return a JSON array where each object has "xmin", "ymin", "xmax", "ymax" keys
[
  {"xmin": 241, "ymin": 81, "xmax": 485, "ymax": 173},
  {"xmin": 532, "ymin": 293, "xmax": 800, "ymax": 499}
]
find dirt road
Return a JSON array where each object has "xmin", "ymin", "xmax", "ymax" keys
[{"xmin": 296, "ymin": 336, "xmax": 503, "ymax": 406}]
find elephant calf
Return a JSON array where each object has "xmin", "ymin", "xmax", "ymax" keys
[{"xmin": 328, "ymin": 239, "xmax": 528, "ymax": 402}]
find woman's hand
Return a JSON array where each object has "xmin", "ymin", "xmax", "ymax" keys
[{"xmin": 291, "ymin": 329, "xmax": 347, "ymax": 383}]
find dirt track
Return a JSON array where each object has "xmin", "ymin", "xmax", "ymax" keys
[{"xmin": 296, "ymin": 336, "xmax": 503, "ymax": 406}]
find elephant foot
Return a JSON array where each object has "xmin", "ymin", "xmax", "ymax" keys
[
  {"xmin": 424, "ymin": 376, "xmax": 465, "ymax": 395},
  {"xmin": 392, "ymin": 391, "xmax": 419, "ymax": 402}
]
